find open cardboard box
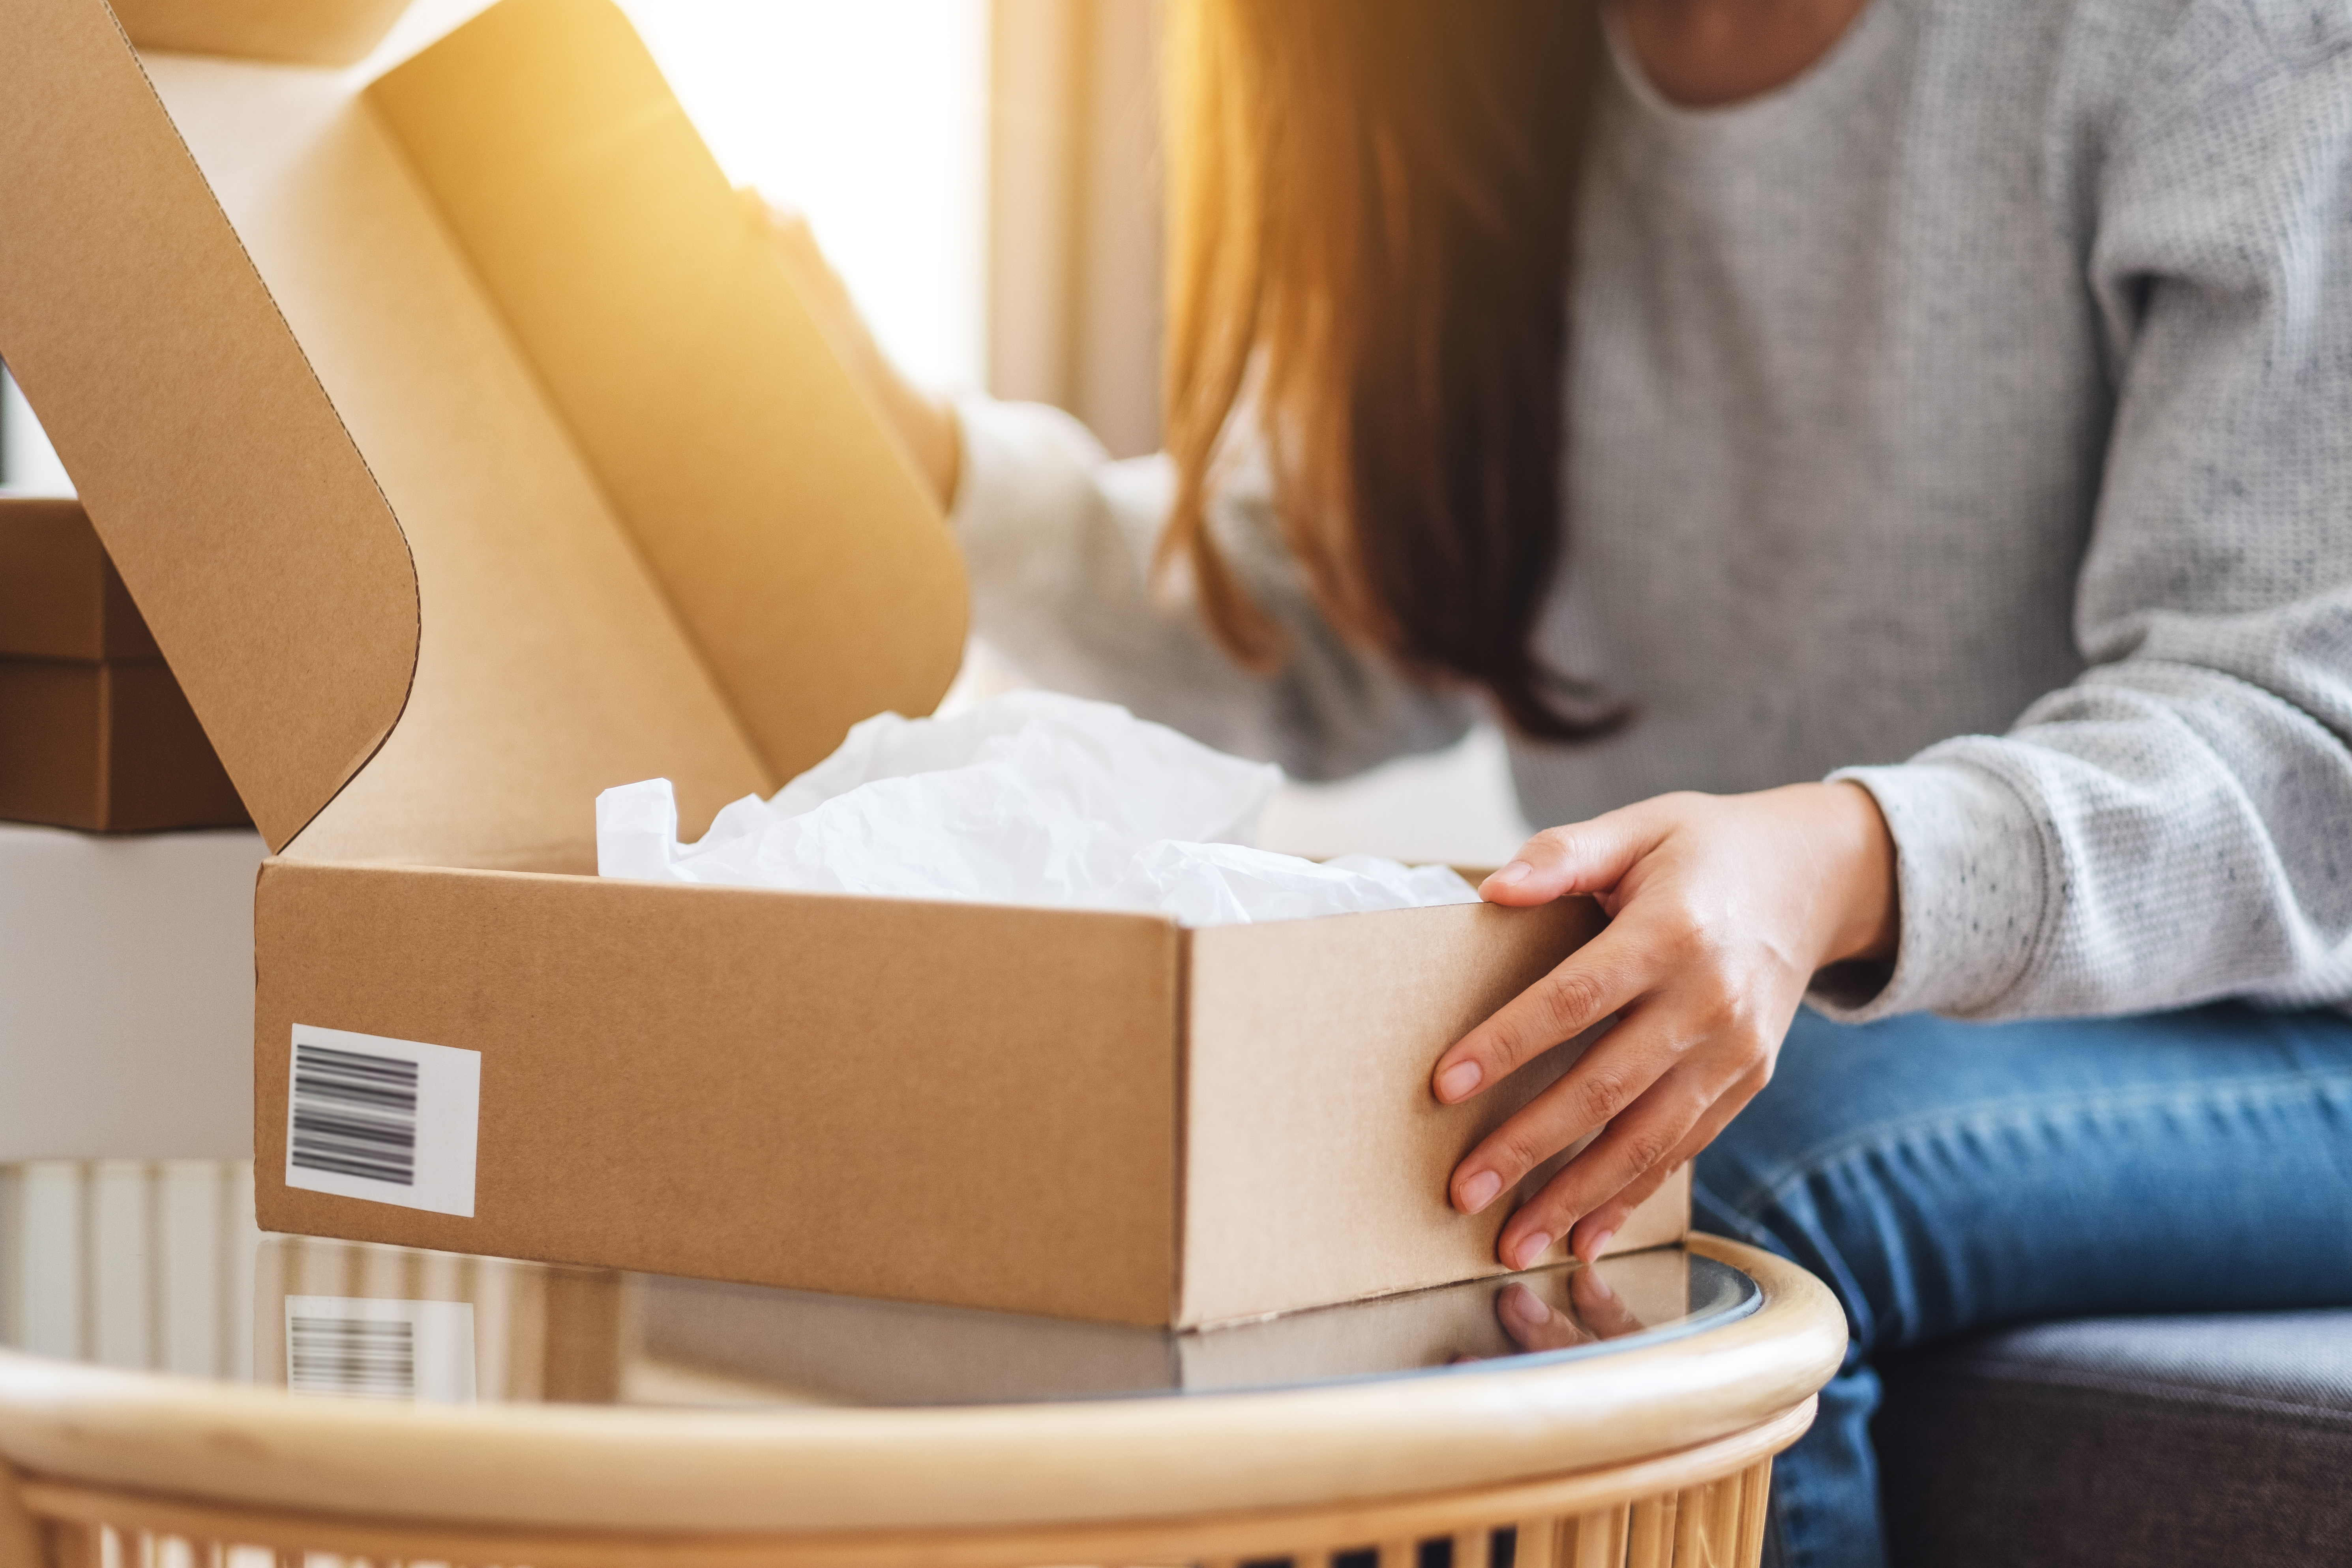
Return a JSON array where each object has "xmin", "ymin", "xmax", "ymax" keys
[{"xmin": 0, "ymin": 0, "xmax": 1685, "ymax": 1326}]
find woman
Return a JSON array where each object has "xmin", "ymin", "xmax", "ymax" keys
[{"xmin": 768, "ymin": 1, "xmax": 2352, "ymax": 1562}]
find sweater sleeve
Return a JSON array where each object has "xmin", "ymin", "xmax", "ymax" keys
[
  {"xmin": 1814, "ymin": 11, "xmax": 2352, "ymax": 1021},
  {"xmin": 946, "ymin": 393, "xmax": 1476, "ymax": 781}
]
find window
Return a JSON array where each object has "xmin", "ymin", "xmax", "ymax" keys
[
  {"xmin": 617, "ymin": 0, "xmax": 992, "ymax": 391},
  {"xmin": 0, "ymin": 364, "xmax": 72, "ymax": 496}
]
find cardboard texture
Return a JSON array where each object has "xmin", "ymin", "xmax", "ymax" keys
[
  {"xmin": 367, "ymin": 1, "xmax": 971, "ymax": 794},
  {"xmin": 0, "ymin": 497, "xmax": 249, "ymax": 830},
  {"xmin": 0, "ymin": 0, "xmax": 419, "ymax": 850},
  {"xmin": 1, "ymin": 0, "xmax": 1687, "ymax": 1326}
]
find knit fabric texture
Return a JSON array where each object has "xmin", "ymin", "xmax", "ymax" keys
[{"xmin": 948, "ymin": 0, "xmax": 2352, "ymax": 1022}]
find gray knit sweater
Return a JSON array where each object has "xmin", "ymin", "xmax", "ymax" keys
[{"xmin": 947, "ymin": 0, "xmax": 2352, "ymax": 1024}]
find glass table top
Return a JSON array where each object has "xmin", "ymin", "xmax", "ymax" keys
[{"xmin": 0, "ymin": 1159, "xmax": 1757, "ymax": 1408}]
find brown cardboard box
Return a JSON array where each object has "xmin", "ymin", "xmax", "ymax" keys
[
  {"xmin": 0, "ymin": 0, "xmax": 1685, "ymax": 1326},
  {"xmin": 0, "ymin": 496, "xmax": 249, "ymax": 830}
]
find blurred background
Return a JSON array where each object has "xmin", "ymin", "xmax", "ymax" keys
[{"xmin": 0, "ymin": 0, "xmax": 1530, "ymax": 866}]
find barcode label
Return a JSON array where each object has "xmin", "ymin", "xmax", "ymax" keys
[
  {"xmin": 291, "ymin": 1043, "xmax": 419, "ymax": 1185},
  {"xmin": 285, "ymin": 1024, "xmax": 480, "ymax": 1217},
  {"xmin": 285, "ymin": 1296, "xmax": 475, "ymax": 1403}
]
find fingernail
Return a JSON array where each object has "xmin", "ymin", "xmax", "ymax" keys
[
  {"xmin": 1512, "ymin": 1231, "xmax": 1552, "ymax": 1270},
  {"xmin": 1460, "ymin": 1169, "xmax": 1502, "ymax": 1212},
  {"xmin": 1437, "ymin": 1060, "xmax": 1482, "ymax": 1101},
  {"xmin": 1487, "ymin": 861, "xmax": 1533, "ymax": 888},
  {"xmin": 1582, "ymin": 1229, "xmax": 1616, "ymax": 1263},
  {"xmin": 1505, "ymin": 1287, "xmax": 1549, "ymax": 1326}
]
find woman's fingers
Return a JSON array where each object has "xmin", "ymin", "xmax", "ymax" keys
[
  {"xmin": 742, "ymin": 193, "xmax": 838, "ymax": 296},
  {"xmin": 744, "ymin": 191, "xmax": 872, "ymax": 368},
  {"xmin": 1432, "ymin": 918, "xmax": 1655, "ymax": 1109},
  {"xmin": 1477, "ymin": 806, "xmax": 1668, "ymax": 908},
  {"xmin": 1487, "ymin": 1057, "xmax": 1720, "ymax": 1268},
  {"xmin": 1434, "ymin": 804, "xmax": 1688, "ymax": 1107},
  {"xmin": 738, "ymin": 186, "xmax": 961, "ymax": 508},
  {"xmin": 1447, "ymin": 989, "xmax": 1696, "ymax": 1215},
  {"xmin": 1498, "ymin": 1055, "xmax": 1766, "ymax": 1269},
  {"xmin": 1439, "ymin": 788, "xmax": 1850, "ymax": 1270},
  {"xmin": 1564, "ymin": 1065, "xmax": 1769, "ymax": 1261},
  {"xmin": 1562, "ymin": 1153, "xmax": 1685, "ymax": 1265}
]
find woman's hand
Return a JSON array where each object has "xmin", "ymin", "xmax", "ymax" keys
[
  {"xmin": 742, "ymin": 191, "xmax": 961, "ymax": 511},
  {"xmin": 1434, "ymin": 782, "xmax": 1898, "ymax": 1270}
]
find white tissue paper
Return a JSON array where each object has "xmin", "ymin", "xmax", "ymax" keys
[{"xmin": 596, "ymin": 691, "xmax": 1480, "ymax": 926}]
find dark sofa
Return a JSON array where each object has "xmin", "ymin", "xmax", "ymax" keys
[{"xmin": 1876, "ymin": 1309, "xmax": 2352, "ymax": 1566}]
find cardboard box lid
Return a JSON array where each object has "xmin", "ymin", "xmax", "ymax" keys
[
  {"xmin": 0, "ymin": 0, "xmax": 422, "ymax": 852},
  {"xmin": 0, "ymin": 497, "xmax": 163, "ymax": 661},
  {"xmin": 0, "ymin": 0, "xmax": 967, "ymax": 867}
]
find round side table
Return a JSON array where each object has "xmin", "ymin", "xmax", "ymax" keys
[{"xmin": 0, "ymin": 1158, "xmax": 1843, "ymax": 1568}]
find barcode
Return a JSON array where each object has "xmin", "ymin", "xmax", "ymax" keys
[
  {"xmin": 289, "ymin": 1043, "xmax": 419, "ymax": 1187},
  {"xmin": 285, "ymin": 1296, "xmax": 476, "ymax": 1403},
  {"xmin": 288, "ymin": 1314, "xmax": 416, "ymax": 1399}
]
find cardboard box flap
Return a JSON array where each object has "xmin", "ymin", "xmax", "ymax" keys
[
  {"xmin": 10, "ymin": 0, "xmax": 965, "ymax": 871},
  {"xmin": 0, "ymin": 0, "xmax": 420, "ymax": 852},
  {"xmin": 109, "ymin": 0, "xmax": 412, "ymax": 65},
  {"xmin": 367, "ymin": 0, "xmax": 969, "ymax": 796},
  {"xmin": 132, "ymin": 33, "xmax": 772, "ymax": 872},
  {"xmin": 123, "ymin": 43, "xmax": 736, "ymax": 870},
  {"xmin": 166, "ymin": 0, "xmax": 964, "ymax": 870}
]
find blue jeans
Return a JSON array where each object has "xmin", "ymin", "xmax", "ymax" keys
[{"xmin": 1690, "ymin": 1002, "xmax": 2352, "ymax": 1568}]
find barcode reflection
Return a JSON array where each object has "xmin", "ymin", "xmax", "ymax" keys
[{"xmin": 287, "ymin": 1315, "xmax": 417, "ymax": 1399}]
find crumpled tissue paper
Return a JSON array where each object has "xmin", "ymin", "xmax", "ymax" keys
[{"xmin": 596, "ymin": 691, "xmax": 1479, "ymax": 926}]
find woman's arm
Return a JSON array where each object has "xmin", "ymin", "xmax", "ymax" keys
[
  {"xmin": 948, "ymin": 398, "xmax": 1477, "ymax": 778},
  {"xmin": 753, "ymin": 196, "xmax": 1477, "ymax": 781},
  {"xmin": 1434, "ymin": 10, "xmax": 2352, "ymax": 1266},
  {"xmin": 1829, "ymin": 14, "xmax": 2352, "ymax": 1022}
]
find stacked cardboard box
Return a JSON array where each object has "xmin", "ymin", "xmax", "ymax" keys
[{"xmin": 0, "ymin": 496, "xmax": 247, "ymax": 832}]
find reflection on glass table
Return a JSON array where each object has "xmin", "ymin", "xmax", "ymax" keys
[{"xmin": 0, "ymin": 1158, "xmax": 1756, "ymax": 1407}]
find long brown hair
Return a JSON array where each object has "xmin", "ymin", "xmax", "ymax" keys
[{"xmin": 1160, "ymin": 0, "xmax": 1614, "ymax": 740}]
